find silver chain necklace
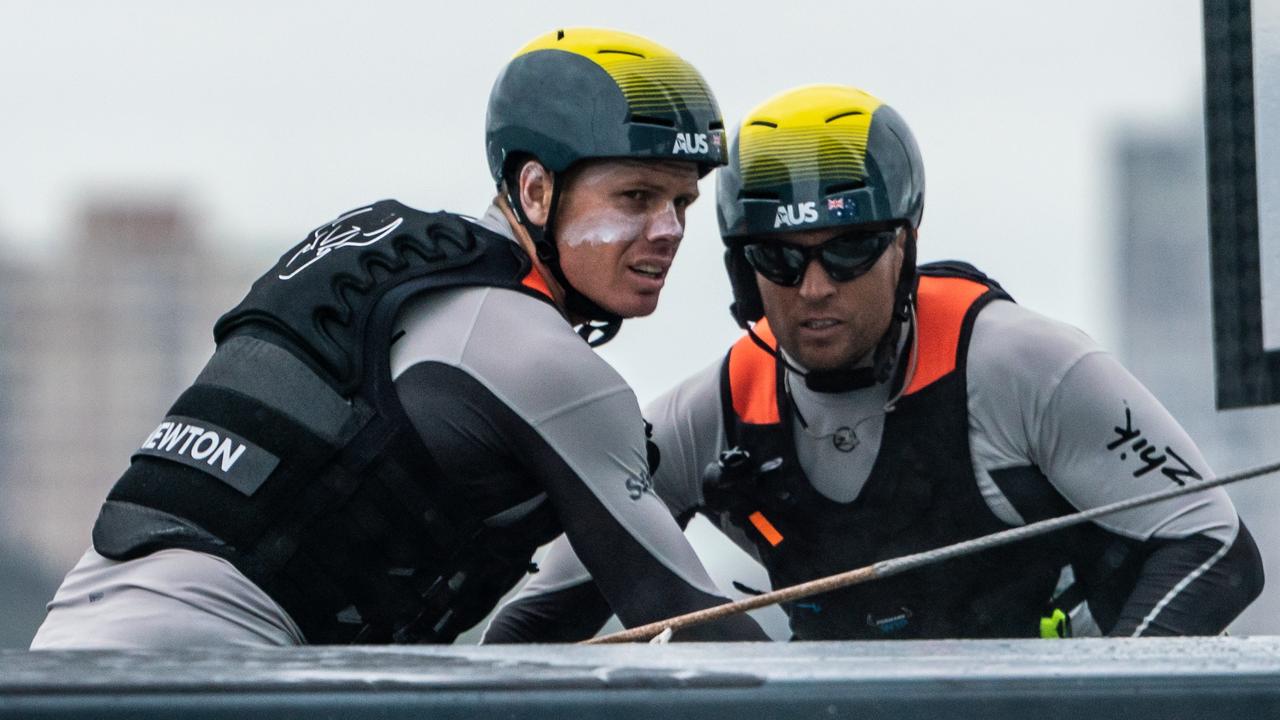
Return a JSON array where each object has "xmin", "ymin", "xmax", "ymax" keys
[{"xmin": 786, "ymin": 307, "xmax": 919, "ymax": 453}]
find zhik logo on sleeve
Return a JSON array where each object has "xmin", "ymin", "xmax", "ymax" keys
[{"xmin": 1105, "ymin": 404, "xmax": 1203, "ymax": 485}]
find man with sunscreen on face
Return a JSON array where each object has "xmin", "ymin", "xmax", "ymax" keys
[{"xmin": 31, "ymin": 28, "xmax": 767, "ymax": 648}]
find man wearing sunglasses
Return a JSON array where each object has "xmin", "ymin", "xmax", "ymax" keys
[{"xmin": 486, "ymin": 84, "xmax": 1263, "ymax": 642}]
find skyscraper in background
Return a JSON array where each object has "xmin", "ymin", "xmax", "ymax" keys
[
  {"xmin": 1113, "ymin": 121, "xmax": 1280, "ymax": 634},
  {"xmin": 0, "ymin": 198, "xmax": 264, "ymax": 646}
]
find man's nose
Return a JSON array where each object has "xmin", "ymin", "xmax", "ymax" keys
[
  {"xmin": 645, "ymin": 203, "xmax": 683, "ymax": 245},
  {"xmin": 797, "ymin": 256, "xmax": 836, "ymax": 300}
]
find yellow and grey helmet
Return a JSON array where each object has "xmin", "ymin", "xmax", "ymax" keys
[
  {"xmin": 719, "ymin": 84, "xmax": 924, "ymax": 326},
  {"xmin": 718, "ymin": 84, "xmax": 923, "ymax": 240},
  {"xmin": 486, "ymin": 27, "xmax": 726, "ymax": 185},
  {"xmin": 484, "ymin": 28, "xmax": 726, "ymax": 337}
]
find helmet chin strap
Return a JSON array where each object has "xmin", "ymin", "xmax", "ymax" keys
[{"xmin": 504, "ymin": 178, "xmax": 623, "ymax": 347}]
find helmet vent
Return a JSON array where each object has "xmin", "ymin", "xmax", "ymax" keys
[
  {"xmin": 825, "ymin": 111, "xmax": 864, "ymax": 123},
  {"xmin": 630, "ymin": 114, "xmax": 676, "ymax": 128},
  {"xmin": 557, "ymin": 29, "xmax": 565, "ymax": 40},
  {"xmin": 597, "ymin": 49, "xmax": 645, "ymax": 58},
  {"xmin": 825, "ymin": 181, "xmax": 866, "ymax": 194},
  {"xmin": 709, "ymin": 120, "xmax": 724, "ymax": 130},
  {"xmin": 740, "ymin": 190, "xmax": 781, "ymax": 201},
  {"xmin": 748, "ymin": 120, "xmax": 778, "ymax": 129}
]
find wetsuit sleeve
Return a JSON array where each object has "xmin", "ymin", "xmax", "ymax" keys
[
  {"xmin": 484, "ymin": 360, "xmax": 731, "ymax": 643},
  {"xmin": 482, "ymin": 534, "xmax": 611, "ymax": 643},
  {"xmin": 642, "ymin": 360, "xmax": 728, "ymax": 524},
  {"xmin": 967, "ymin": 301, "xmax": 1264, "ymax": 636},
  {"xmin": 392, "ymin": 288, "xmax": 765, "ymax": 642}
]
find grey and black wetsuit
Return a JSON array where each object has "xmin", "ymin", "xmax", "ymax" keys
[
  {"xmin": 32, "ymin": 201, "xmax": 766, "ymax": 648},
  {"xmin": 486, "ymin": 265, "xmax": 1263, "ymax": 642}
]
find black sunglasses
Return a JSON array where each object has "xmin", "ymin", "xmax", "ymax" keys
[{"xmin": 742, "ymin": 227, "xmax": 900, "ymax": 287}]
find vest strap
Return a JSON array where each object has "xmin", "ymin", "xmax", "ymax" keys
[
  {"xmin": 727, "ymin": 319, "xmax": 780, "ymax": 425},
  {"xmin": 196, "ymin": 335, "xmax": 357, "ymax": 443},
  {"xmin": 903, "ymin": 276, "xmax": 991, "ymax": 396}
]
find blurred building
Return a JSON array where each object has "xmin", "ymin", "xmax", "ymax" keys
[
  {"xmin": 1113, "ymin": 122, "xmax": 1280, "ymax": 634},
  {"xmin": 0, "ymin": 198, "xmax": 261, "ymax": 646},
  {"xmin": 0, "ymin": 257, "xmax": 62, "ymax": 648},
  {"xmin": 0, "ymin": 258, "xmax": 17, "ymax": 527}
]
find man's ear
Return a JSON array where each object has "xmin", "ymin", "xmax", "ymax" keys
[
  {"xmin": 891, "ymin": 226, "xmax": 909, "ymax": 275},
  {"xmin": 517, "ymin": 160, "xmax": 554, "ymax": 227}
]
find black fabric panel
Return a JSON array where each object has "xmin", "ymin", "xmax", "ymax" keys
[
  {"xmin": 392, "ymin": 362, "xmax": 548, "ymax": 521},
  {"xmin": 988, "ymin": 466, "xmax": 1265, "ymax": 636},
  {"xmin": 1111, "ymin": 523, "xmax": 1265, "ymax": 636},
  {"xmin": 988, "ymin": 465, "xmax": 1077, "ymax": 523},
  {"xmin": 954, "ymin": 292, "xmax": 1010, "ymax": 378},
  {"xmin": 92, "ymin": 501, "xmax": 227, "ymax": 560},
  {"xmin": 394, "ymin": 361, "xmax": 768, "ymax": 642},
  {"xmin": 482, "ymin": 581, "xmax": 614, "ymax": 644},
  {"xmin": 988, "ymin": 464, "xmax": 1147, "ymax": 634},
  {"xmin": 718, "ymin": 346, "xmax": 739, "ymax": 448},
  {"xmin": 101, "ymin": 383, "xmax": 339, "ymax": 555},
  {"xmin": 987, "ymin": 464, "xmax": 1155, "ymax": 634},
  {"xmin": 195, "ymin": 335, "xmax": 355, "ymax": 443}
]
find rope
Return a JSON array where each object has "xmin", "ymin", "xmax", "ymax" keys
[{"xmin": 585, "ymin": 458, "xmax": 1280, "ymax": 644}]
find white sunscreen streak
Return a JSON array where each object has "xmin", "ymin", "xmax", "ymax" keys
[
  {"xmin": 561, "ymin": 211, "xmax": 646, "ymax": 246},
  {"xmin": 557, "ymin": 164, "xmax": 683, "ymax": 246}
]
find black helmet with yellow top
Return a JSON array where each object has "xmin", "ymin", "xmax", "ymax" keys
[
  {"xmin": 484, "ymin": 28, "xmax": 727, "ymax": 334},
  {"xmin": 486, "ymin": 27, "xmax": 726, "ymax": 182}
]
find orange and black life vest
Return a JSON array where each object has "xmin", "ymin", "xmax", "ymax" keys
[{"xmin": 710, "ymin": 262, "xmax": 1068, "ymax": 640}]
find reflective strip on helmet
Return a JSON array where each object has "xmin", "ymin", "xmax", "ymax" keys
[{"xmin": 903, "ymin": 276, "xmax": 990, "ymax": 396}]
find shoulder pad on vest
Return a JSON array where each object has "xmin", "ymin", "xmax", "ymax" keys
[
  {"xmin": 725, "ymin": 320, "xmax": 781, "ymax": 425},
  {"xmin": 903, "ymin": 272, "xmax": 1004, "ymax": 396},
  {"xmin": 214, "ymin": 200, "xmax": 531, "ymax": 394}
]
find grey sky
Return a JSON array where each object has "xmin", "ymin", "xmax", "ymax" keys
[{"xmin": 1, "ymin": 0, "xmax": 1203, "ymax": 401}]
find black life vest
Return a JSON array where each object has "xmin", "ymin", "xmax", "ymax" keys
[
  {"xmin": 92, "ymin": 200, "xmax": 563, "ymax": 644},
  {"xmin": 709, "ymin": 262, "xmax": 1070, "ymax": 640}
]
